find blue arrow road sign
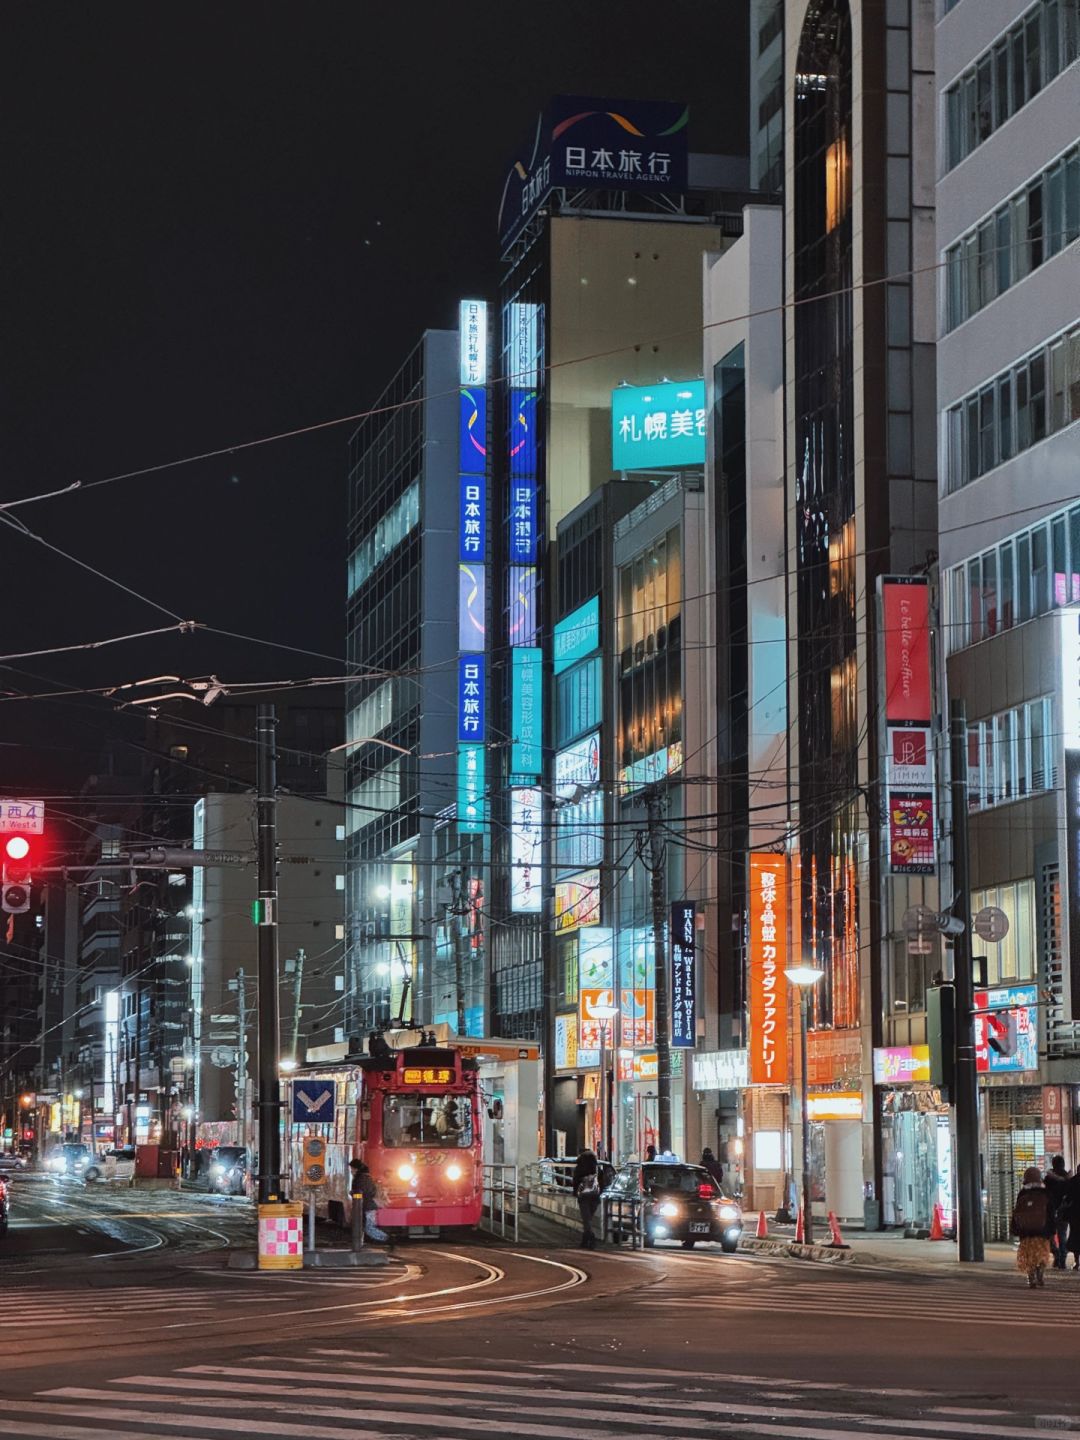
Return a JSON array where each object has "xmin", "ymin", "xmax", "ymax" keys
[{"xmin": 291, "ymin": 1078, "xmax": 335, "ymax": 1124}]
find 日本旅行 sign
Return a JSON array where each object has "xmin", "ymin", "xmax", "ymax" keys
[
  {"xmin": 748, "ymin": 853, "xmax": 789, "ymax": 1086},
  {"xmin": 611, "ymin": 379, "xmax": 706, "ymax": 470}
]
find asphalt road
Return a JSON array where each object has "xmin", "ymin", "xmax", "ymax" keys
[{"xmin": 1, "ymin": 1179, "xmax": 1078, "ymax": 1440}]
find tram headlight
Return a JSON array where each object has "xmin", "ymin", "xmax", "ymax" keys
[
  {"xmin": 445, "ymin": 1163, "xmax": 463, "ymax": 1181},
  {"xmin": 397, "ymin": 1162, "xmax": 416, "ymax": 1181}
]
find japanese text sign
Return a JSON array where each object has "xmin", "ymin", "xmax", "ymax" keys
[
  {"xmin": 508, "ymin": 479, "xmax": 537, "ymax": 563},
  {"xmin": 974, "ymin": 984, "xmax": 1038, "ymax": 1073},
  {"xmin": 748, "ymin": 853, "xmax": 789, "ymax": 1086},
  {"xmin": 457, "ymin": 744, "xmax": 485, "ymax": 834},
  {"xmin": 670, "ymin": 901, "xmax": 697, "ymax": 1048},
  {"xmin": 888, "ymin": 791, "xmax": 935, "ymax": 874},
  {"xmin": 459, "ymin": 478, "xmax": 486, "ymax": 562},
  {"xmin": 511, "ymin": 647, "xmax": 543, "ymax": 776},
  {"xmin": 458, "ymin": 299, "xmax": 487, "ymax": 385},
  {"xmin": 612, "ymin": 379, "xmax": 706, "ymax": 470},
  {"xmin": 457, "ymin": 656, "xmax": 485, "ymax": 743}
]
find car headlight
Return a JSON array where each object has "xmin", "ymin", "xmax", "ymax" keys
[
  {"xmin": 397, "ymin": 1162, "xmax": 415, "ymax": 1181},
  {"xmin": 717, "ymin": 1204, "xmax": 740, "ymax": 1223},
  {"xmin": 445, "ymin": 1163, "xmax": 463, "ymax": 1181},
  {"xmin": 657, "ymin": 1201, "xmax": 680, "ymax": 1218},
  {"xmin": 48, "ymin": 1157, "xmax": 63, "ymax": 1171},
  {"xmin": 210, "ymin": 1163, "xmax": 224, "ymax": 1175}
]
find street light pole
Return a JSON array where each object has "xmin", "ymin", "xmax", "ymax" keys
[
  {"xmin": 592, "ymin": 1004, "xmax": 618, "ymax": 1163},
  {"xmin": 785, "ymin": 964, "xmax": 824, "ymax": 1245},
  {"xmin": 255, "ymin": 703, "xmax": 283, "ymax": 1204}
]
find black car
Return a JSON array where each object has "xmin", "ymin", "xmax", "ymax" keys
[{"xmin": 603, "ymin": 1160, "xmax": 743, "ymax": 1250}]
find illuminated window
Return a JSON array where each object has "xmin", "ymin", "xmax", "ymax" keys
[{"xmin": 825, "ymin": 133, "xmax": 850, "ymax": 232}]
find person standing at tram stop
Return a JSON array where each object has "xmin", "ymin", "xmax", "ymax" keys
[
  {"xmin": 572, "ymin": 1148, "xmax": 602, "ymax": 1251},
  {"xmin": 1043, "ymin": 1154, "xmax": 1070, "ymax": 1269},
  {"xmin": 349, "ymin": 1159, "xmax": 389, "ymax": 1245},
  {"xmin": 1011, "ymin": 1166, "xmax": 1055, "ymax": 1288}
]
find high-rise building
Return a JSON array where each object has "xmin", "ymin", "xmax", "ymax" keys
[
  {"xmin": 344, "ymin": 330, "xmax": 461, "ymax": 1037},
  {"xmin": 937, "ymin": 0, "xmax": 1080, "ymax": 1237}
]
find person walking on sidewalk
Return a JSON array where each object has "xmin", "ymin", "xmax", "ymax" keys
[
  {"xmin": 1012, "ymin": 1165, "xmax": 1055, "ymax": 1287},
  {"xmin": 572, "ymin": 1148, "xmax": 601, "ymax": 1250},
  {"xmin": 700, "ymin": 1147, "xmax": 726, "ymax": 1191},
  {"xmin": 1044, "ymin": 1154, "xmax": 1070, "ymax": 1269},
  {"xmin": 1063, "ymin": 1164, "xmax": 1080, "ymax": 1272}
]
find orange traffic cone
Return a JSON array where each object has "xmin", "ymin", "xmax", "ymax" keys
[
  {"xmin": 929, "ymin": 1203, "xmax": 946, "ymax": 1241},
  {"xmin": 826, "ymin": 1210, "xmax": 849, "ymax": 1249},
  {"xmin": 794, "ymin": 1204, "xmax": 805, "ymax": 1244},
  {"xmin": 756, "ymin": 1209, "xmax": 768, "ymax": 1239}
]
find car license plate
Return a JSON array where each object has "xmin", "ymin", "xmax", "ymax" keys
[{"xmin": 689, "ymin": 1222, "xmax": 710, "ymax": 1234}]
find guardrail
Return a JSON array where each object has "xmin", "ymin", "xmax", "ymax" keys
[
  {"xmin": 523, "ymin": 1159, "xmax": 577, "ymax": 1194},
  {"xmin": 603, "ymin": 1193, "xmax": 645, "ymax": 1249},
  {"xmin": 481, "ymin": 1162, "xmax": 519, "ymax": 1242}
]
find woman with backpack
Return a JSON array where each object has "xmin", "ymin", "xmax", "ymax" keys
[
  {"xmin": 572, "ymin": 1148, "xmax": 601, "ymax": 1250},
  {"xmin": 1011, "ymin": 1165, "xmax": 1055, "ymax": 1287}
]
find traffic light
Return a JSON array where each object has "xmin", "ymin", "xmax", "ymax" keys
[
  {"xmin": 927, "ymin": 983, "xmax": 956, "ymax": 1101},
  {"xmin": 2, "ymin": 833, "xmax": 36, "ymax": 914}
]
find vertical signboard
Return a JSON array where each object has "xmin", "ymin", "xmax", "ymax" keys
[
  {"xmin": 748, "ymin": 853, "xmax": 789, "ymax": 1085},
  {"xmin": 670, "ymin": 901, "xmax": 696, "ymax": 1048},
  {"xmin": 881, "ymin": 575, "xmax": 935, "ymax": 876},
  {"xmin": 1062, "ymin": 608, "xmax": 1080, "ymax": 1020},
  {"xmin": 511, "ymin": 647, "xmax": 543, "ymax": 776},
  {"xmin": 882, "ymin": 577, "xmax": 932, "ymax": 724},
  {"xmin": 510, "ymin": 787, "xmax": 542, "ymax": 913},
  {"xmin": 457, "ymin": 300, "xmax": 488, "ymax": 836}
]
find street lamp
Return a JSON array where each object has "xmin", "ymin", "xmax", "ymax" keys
[
  {"xmin": 591, "ymin": 1003, "xmax": 618, "ymax": 1163},
  {"xmin": 784, "ymin": 963, "xmax": 825, "ymax": 1244}
]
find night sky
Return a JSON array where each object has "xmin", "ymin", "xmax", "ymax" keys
[{"xmin": 3, "ymin": 3, "xmax": 748, "ymax": 790}]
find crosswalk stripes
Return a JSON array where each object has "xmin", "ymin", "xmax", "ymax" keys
[
  {"xmin": 632, "ymin": 1272, "xmax": 1080, "ymax": 1330},
  {"xmin": 0, "ymin": 1354, "xmax": 1071, "ymax": 1439}
]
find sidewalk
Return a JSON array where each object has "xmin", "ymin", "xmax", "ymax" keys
[{"xmin": 743, "ymin": 1221, "xmax": 1024, "ymax": 1276}]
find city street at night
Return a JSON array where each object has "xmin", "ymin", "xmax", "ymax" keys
[{"xmin": 2, "ymin": 1184, "xmax": 1080, "ymax": 1440}]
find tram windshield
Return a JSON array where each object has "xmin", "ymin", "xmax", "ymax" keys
[{"xmin": 382, "ymin": 1093, "xmax": 473, "ymax": 1148}]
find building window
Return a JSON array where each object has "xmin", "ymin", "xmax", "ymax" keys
[
  {"xmin": 944, "ymin": 0, "xmax": 1080, "ymax": 171},
  {"xmin": 944, "ymin": 321, "xmax": 1080, "ymax": 492},
  {"xmin": 966, "ymin": 699, "xmax": 1053, "ymax": 809},
  {"xmin": 347, "ymin": 480, "xmax": 420, "ymax": 596},
  {"xmin": 970, "ymin": 880, "xmax": 1037, "ymax": 984},
  {"xmin": 556, "ymin": 656, "xmax": 602, "ymax": 744},
  {"xmin": 617, "ymin": 526, "xmax": 683, "ymax": 768},
  {"xmin": 946, "ymin": 499, "xmax": 1080, "ymax": 651},
  {"xmin": 945, "ymin": 144, "xmax": 1080, "ymax": 331}
]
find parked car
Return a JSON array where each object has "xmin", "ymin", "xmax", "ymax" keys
[
  {"xmin": 0, "ymin": 1152, "xmax": 29, "ymax": 1175},
  {"xmin": 83, "ymin": 1147, "xmax": 136, "ymax": 1182},
  {"xmin": 603, "ymin": 1160, "xmax": 744, "ymax": 1250}
]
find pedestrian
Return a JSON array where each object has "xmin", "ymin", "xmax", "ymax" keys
[
  {"xmin": 349, "ymin": 1159, "xmax": 389, "ymax": 1244},
  {"xmin": 701, "ymin": 1147, "xmax": 725, "ymax": 1190},
  {"xmin": 645, "ymin": 1144, "xmax": 657, "ymax": 1162},
  {"xmin": 1044, "ymin": 1154, "xmax": 1070, "ymax": 1270},
  {"xmin": 572, "ymin": 1147, "xmax": 601, "ymax": 1250},
  {"xmin": 1011, "ymin": 1165, "xmax": 1054, "ymax": 1288},
  {"xmin": 1063, "ymin": 1165, "xmax": 1080, "ymax": 1272}
]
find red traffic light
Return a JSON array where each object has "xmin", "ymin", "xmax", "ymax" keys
[{"xmin": 4, "ymin": 835, "xmax": 31, "ymax": 862}]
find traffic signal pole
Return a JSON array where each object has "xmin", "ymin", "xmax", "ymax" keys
[
  {"xmin": 256, "ymin": 703, "xmax": 283, "ymax": 1203},
  {"xmin": 950, "ymin": 699, "xmax": 984, "ymax": 1262}
]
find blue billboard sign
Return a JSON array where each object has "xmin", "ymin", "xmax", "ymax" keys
[
  {"xmin": 458, "ymin": 563, "xmax": 486, "ymax": 651},
  {"xmin": 459, "ymin": 387, "xmax": 487, "ymax": 474},
  {"xmin": 553, "ymin": 596, "xmax": 600, "ymax": 673},
  {"xmin": 511, "ymin": 647, "xmax": 543, "ymax": 776},
  {"xmin": 498, "ymin": 97, "xmax": 690, "ymax": 250},
  {"xmin": 508, "ymin": 565, "xmax": 538, "ymax": 646},
  {"xmin": 457, "ymin": 656, "xmax": 485, "ymax": 743},
  {"xmin": 457, "ymin": 744, "xmax": 486, "ymax": 834},
  {"xmin": 612, "ymin": 379, "xmax": 706, "ymax": 470},
  {"xmin": 670, "ymin": 901, "xmax": 697, "ymax": 1049},
  {"xmin": 509, "ymin": 480, "xmax": 537, "ymax": 563},
  {"xmin": 509, "ymin": 389, "xmax": 538, "ymax": 477},
  {"xmin": 459, "ymin": 479, "xmax": 485, "ymax": 562}
]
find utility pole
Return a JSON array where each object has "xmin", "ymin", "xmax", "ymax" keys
[
  {"xmin": 289, "ymin": 948, "xmax": 306, "ymax": 1062},
  {"xmin": 255, "ymin": 702, "xmax": 283, "ymax": 1203},
  {"xmin": 644, "ymin": 785, "xmax": 673, "ymax": 1154},
  {"xmin": 950, "ymin": 699, "xmax": 984, "ymax": 1262}
]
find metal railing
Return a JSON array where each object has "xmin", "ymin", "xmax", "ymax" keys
[
  {"xmin": 602, "ymin": 1193, "xmax": 645, "ymax": 1249},
  {"xmin": 481, "ymin": 1163, "xmax": 519, "ymax": 1242},
  {"xmin": 525, "ymin": 1158, "xmax": 577, "ymax": 1194}
]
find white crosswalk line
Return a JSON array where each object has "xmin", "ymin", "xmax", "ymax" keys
[{"xmin": 2, "ymin": 1355, "xmax": 1068, "ymax": 1440}]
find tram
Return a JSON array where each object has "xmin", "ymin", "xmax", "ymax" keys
[{"xmin": 289, "ymin": 1035, "xmax": 484, "ymax": 1233}]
